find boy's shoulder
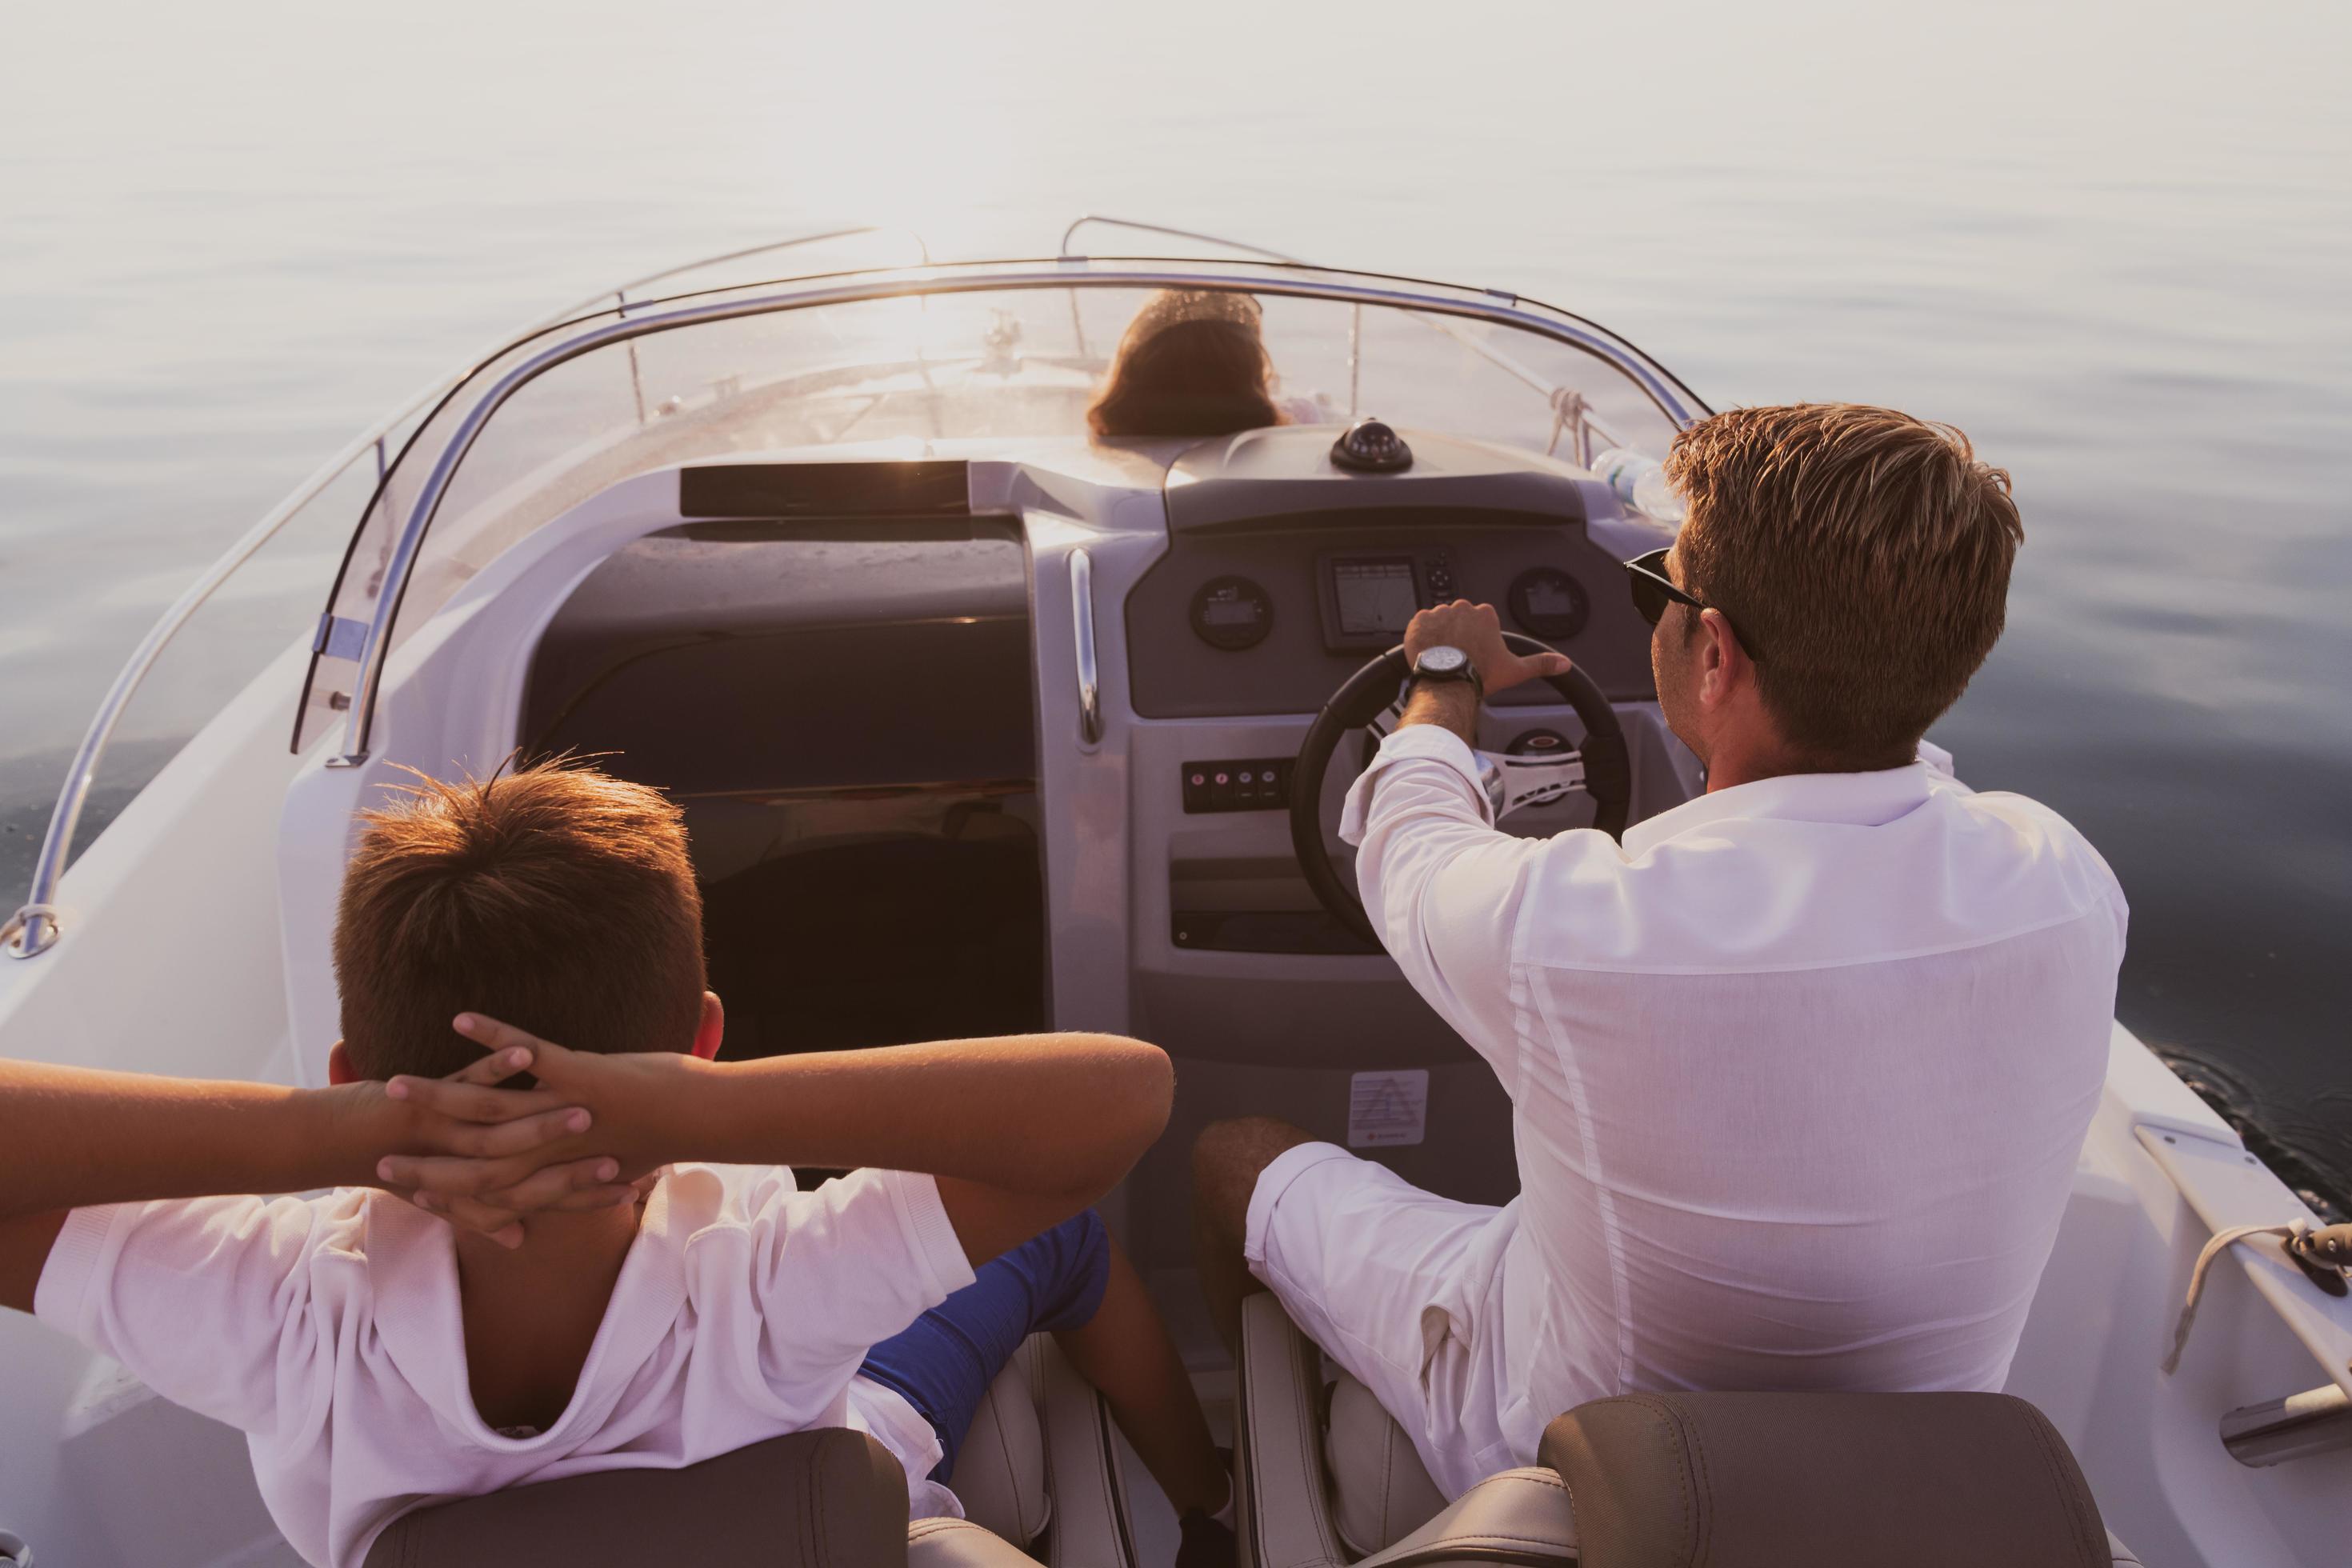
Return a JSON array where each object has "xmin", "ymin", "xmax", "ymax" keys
[
  {"xmin": 656, "ymin": 1162, "xmax": 813, "ymax": 1234},
  {"xmin": 38, "ymin": 1187, "xmax": 382, "ymax": 1346},
  {"xmin": 658, "ymin": 1163, "xmax": 970, "ymax": 1299}
]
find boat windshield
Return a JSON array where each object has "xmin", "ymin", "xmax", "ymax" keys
[{"xmin": 296, "ymin": 259, "xmax": 1702, "ymax": 752}]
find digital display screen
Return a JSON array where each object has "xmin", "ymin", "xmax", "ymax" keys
[
  {"xmin": 1522, "ymin": 578, "xmax": 1579, "ymax": 618},
  {"xmin": 1332, "ymin": 558, "xmax": 1420, "ymax": 637},
  {"xmin": 1201, "ymin": 598, "xmax": 1265, "ymax": 627}
]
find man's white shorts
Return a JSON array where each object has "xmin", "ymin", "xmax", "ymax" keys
[{"xmin": 1242, "ymin": 1140, "xmax": 1522, "ymax": 1496}]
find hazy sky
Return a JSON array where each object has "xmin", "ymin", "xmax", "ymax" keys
[
  {"xmin": 4, "ymin": 1, "xmax": 2343, "ymax": 435},
  {"xmin": 9, "ymin": 2, "xmax": 2346, "ymax": 267}
]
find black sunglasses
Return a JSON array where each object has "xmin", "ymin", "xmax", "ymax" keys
[{"xmin": 1622, "ymin": 548, "xmax": 1763, "ymax": 663}]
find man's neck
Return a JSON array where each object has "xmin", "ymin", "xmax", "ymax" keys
[
  {"xmin": 1701, "ymin": 744, "xmax": 1803, "ymax": 794},
  {"xmin": 1701, "ymin": 734, "xmax": 1918, "ymax": 792}
]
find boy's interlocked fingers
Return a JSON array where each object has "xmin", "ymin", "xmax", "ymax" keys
[{"xmin": 368, "ymin": 1030, "xmax": 640, "ymax": 1248}]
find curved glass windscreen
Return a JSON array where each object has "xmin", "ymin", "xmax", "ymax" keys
[{"xmin": 295, "ymin": 261, "xmax": 1702, "ymax": 750}]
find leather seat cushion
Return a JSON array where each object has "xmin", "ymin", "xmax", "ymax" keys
[
  {"xmin": 1538, "ymin": 1391, "xmax": 2110, "ymax": 1568},
  {"xmin": 1324, "ymin": 1371, "xmax": 1447, "ymax": 1554},
  {"xmin": 1353, "ymin": 1468, "xmax": 1576, "ymax": 1566},
  {"xmin": 362, "ymin": 1427, "xmax": 909, "ymax": 1567},
  {"xmin": 909, "ymin": 1518, "xmax": 1046, "ymax": 1566},
  {"xmin": 950, "ymin": 1347, "xmax": 1051, "ymax": 1546}
]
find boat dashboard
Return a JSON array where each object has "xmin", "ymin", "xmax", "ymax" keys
[
  {"xmin": 1126, "ymin": 426, "xmax": 1659, "ymax": 718},
  {"xmin": 280, "ymin": 426, "xmax": 1698, "ymax": 1209}
]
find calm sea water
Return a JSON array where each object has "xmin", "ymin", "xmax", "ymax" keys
[{"xmin": 3, "ymin": 2, "xmax": 2347, "ymax": 1199}]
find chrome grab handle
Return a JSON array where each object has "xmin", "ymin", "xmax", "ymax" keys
[{"xmin": 1071, "ymin": 548, "xmax": 1102, "ymax": 746}]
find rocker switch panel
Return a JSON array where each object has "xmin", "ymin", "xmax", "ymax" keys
[{"xmin": 1182, "ymin": 758, "xmax": 1292, "ymax": 813}]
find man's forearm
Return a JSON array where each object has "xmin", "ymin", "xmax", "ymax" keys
[
  {"xmin": 1398, "ymin": 678, "xmax": 1479, "ymax": 747},
  {"xmin": 673, "ymin": 1034, "xmax": 1172, "ymax": 1199},
  {"xmin": 0, "ymin": 1061, "xmax": 392, "ymax": 1220}
]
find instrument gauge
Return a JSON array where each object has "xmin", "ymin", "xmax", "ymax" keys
[
  {"xmin": 1190, "ymin": 576, "xmax": 1274, "ymax": 651},
  {"xmin": 1508, "ymin": 567, "xmax": 1590, "ymax": 642}
]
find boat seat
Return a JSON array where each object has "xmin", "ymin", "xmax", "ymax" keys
[
  {"xmin": 360, "ymin": 1426, "xmax": 911, "ymax": 1566},
  {"xmin": 952, "ymin": 1332, "xmax": 1140, "ymax": 1565},
  {"xmin": 1235, "ymin": 1291, "xmax": 2142, "ymax": 1567},
  {"xmin": 364, "ymin": 1335, "xmax": 1135, "ymax": 1567}
]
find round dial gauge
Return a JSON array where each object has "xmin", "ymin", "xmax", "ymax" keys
[
  {"xmin": 1508, "ymin": 567, "xmax": 1590, "ymax": 642},
  {"xmin": 1190, "ymin": 576, "xmax": 1274, "ymax": 651}
]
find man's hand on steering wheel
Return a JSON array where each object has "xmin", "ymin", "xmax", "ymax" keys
[
  {"xmin": 1405, "ymin": 599, "xmax": 1575, "ymax": 691},
  {"xmin": 1293, "ymin": 608, "xmax": 1630, "ymax": 944}
]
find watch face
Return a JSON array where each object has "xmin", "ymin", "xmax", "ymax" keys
[{"xmin": 1418, "ymin": 646, "xmax": 1470, "ymax": 676}]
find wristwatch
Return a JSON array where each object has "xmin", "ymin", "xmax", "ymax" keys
[{"xmin": 1407, "ymin": 644, "xmax": 1483, "ymax": 702}]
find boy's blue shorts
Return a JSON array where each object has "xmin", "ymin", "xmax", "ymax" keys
[{"xmin": 858, "ymin": 1209, "xmax": 1112, "ymax": 1482}]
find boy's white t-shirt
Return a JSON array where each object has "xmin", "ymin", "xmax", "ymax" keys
[{"xmin": 34, "ymin": 1162, "xmax": 978, "ymax": 1567}]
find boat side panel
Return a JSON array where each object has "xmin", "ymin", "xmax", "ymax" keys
[
  {"xmin": 2010, "ymin": 1025, "xmax": 2352, "ymax": 1568},
  {"xmin": 0, "ymin": 641, "xmax": 310, "ymax": 1565}
]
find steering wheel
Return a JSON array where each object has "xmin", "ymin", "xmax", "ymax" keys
[{"xmin": 1289, "ymin": 633, "xmax": 1633, "ymax": 946}]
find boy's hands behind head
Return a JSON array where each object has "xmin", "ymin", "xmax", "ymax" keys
[
  {"xmin": 374, "ymin": 1014, "xmax": 699, "ymax": 1242},
  {"xmin": 370, "ymin": 1020, "xmax": 681, "ymax": 1246}
]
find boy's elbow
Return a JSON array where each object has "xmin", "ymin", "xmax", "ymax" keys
[
  {"xmin": 1106, "ymin": 1034, "xmax": 1175, "ymax": 1140},
  {"xmin": 1076, "ymin": 1033, "xmax": 1174, "ymax": 1176}
]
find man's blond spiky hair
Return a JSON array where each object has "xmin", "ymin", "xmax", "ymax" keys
[{"xmin": 1666, "ymin": 403, "xmax": 2024, "ymax": 766}]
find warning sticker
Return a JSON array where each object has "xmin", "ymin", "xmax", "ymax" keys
[{"xmin": 1347, "ymin": 1069, "xmax": 1430, "ymax": 1148}]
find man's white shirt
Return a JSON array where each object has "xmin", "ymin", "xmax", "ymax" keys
[{"xmin": 1331, "ymin": 724, "xmax": 2126, "ymax": 1488}]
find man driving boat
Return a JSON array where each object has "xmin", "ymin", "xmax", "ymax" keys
[{"xmin": 1194, "ymin": 402, "xmax": 2130, "ymax": 1498}]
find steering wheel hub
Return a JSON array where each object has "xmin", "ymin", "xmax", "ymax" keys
[{"xmin": 1288, "ymin": 635, "xmax": 1633, "ymax": 946}]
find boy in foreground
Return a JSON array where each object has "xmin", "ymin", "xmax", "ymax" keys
[{"xmin": 0, "ymin": 764, "xmax": 1232, "ymax": 1566}]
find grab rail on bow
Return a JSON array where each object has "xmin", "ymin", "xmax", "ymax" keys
[
  {"xmin": 8, "ymin": 232, "xmax": 1702, "ymax": 961},
  {"xmin": 3, "ymin": 225, "xmax": 926, "ymax": 960}
]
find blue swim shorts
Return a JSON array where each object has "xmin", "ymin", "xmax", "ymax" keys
[{"xmin": 858, "ymin": 1208, "xmax": 1112, "ymax": 1482}]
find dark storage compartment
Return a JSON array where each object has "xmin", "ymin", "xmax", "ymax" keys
[
  {"xmin": 522, "ymin": 518, "xmax": 1046, "ymax": 1057},
  {"xmin": 697, "ymin": 793, "xmax": 1044, "ymax": 1058}
]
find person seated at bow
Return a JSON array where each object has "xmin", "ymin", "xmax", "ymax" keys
[
  {"xmin": 1087, "ymin": 288, "xmax": 1293, "ymax": 438},
  {"xmin": 0, "ymin": 763, "xmax": 1235, "ymax": 1566}
]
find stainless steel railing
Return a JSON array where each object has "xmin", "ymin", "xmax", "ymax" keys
[
  {"xmin": 8, "ymin": 235, "xmax": 1701, "ymax": 959},
  {"xmin": 316, "ymin": 259, "xmax": 1700, "ymax": 772},
  {"xmin": 2, "ymin": 225, "xmax": 921, "ymax": 958}
]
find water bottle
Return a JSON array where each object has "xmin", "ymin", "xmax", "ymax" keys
[{"xmin": 1590, "ymin": 448, "xmax": 1686, "ymax": 525}]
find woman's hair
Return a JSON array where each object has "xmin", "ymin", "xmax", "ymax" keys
[{"xmin": 1086, "ymin": 290, "xmax": 1284, "ymax": 438}]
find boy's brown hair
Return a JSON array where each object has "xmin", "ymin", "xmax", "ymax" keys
[
  {"xmin": 1665, "ymin": 403, "xmax": 2024, "ymax": 767},
  {"xmin": 332, "ymin": 763, "xmax": 707, "ymax": 1081}
]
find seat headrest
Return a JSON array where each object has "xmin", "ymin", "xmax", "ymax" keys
[
  {"xmin": 362, "ymin": 1428, "xmax": 910, "ymax": 1567},
  {"xmin": 1538, "ymin": 1391, "xmax": 2107, "ymax": 1568}
]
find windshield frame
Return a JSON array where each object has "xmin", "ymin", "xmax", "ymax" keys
[{"xmin": 308, "ymin": 254, "xmax": 1713, "ymax": 769}]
